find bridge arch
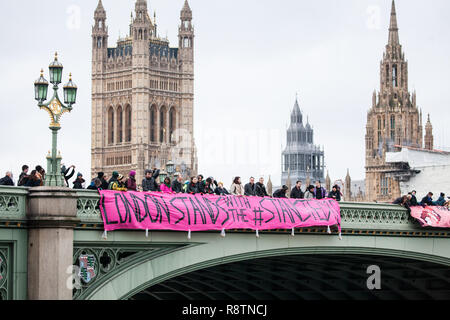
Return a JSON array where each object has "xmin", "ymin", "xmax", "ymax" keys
[{"xmin": 83, "ymin": 232, "xmax": 450, "ymax": 300}]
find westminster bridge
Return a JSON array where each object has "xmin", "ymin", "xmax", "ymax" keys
[{"xmin": 0, "ymin": 186, "xmax": 449, "ymax": 300}]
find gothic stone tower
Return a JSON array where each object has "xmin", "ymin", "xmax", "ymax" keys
[
  {"xmin": 282, "ymin": 97, "xmax": 324, "ymax": 186},
  {"xmin": 91, "ymin": 0, "xmax": 198, "ymax": 183},
  {"xmin": 365, "ymin": 1, "xmax": 433, "ymax": 202}
]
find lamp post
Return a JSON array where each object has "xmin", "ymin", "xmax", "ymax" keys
[{"xmin": 34, "ymin": 53, "xmax": 77, "ymax": 187}]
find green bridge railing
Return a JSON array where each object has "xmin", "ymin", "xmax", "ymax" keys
[{"xmin": 1, "ymin": 187, "xmax": 448, "ymax": 237}]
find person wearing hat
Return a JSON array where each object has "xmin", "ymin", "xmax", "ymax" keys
[
  {"xmin": 73, "ymin": 172, "xmax": 85, "ymax": 189},
  {"xmin": 109, "ymin": 172, "xmax": 127, "ymax": 191},
  {"xmin": 126, "ymin": 171, "xmax": 137, "ymax": 191}
]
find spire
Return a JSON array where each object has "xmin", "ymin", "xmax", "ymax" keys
[
  {"xmin": 181, "ymin": 0, "xmax": 193, "ymax": 20},
  {"xmin": 96, "ymin": 0, "xmax": 105, "ymax": 13},
  {"xmin": 425, "ymin": 114, "xmax": 434, "ymax": 150},
  {"xmin": 388, "ymin": 0, "xmax": 400, "ymax": 46},
  {"xmin": 291, "ymin": 95, "xmax": 303, "ymax": 124},
  {"xmin": 325, "ymin": 171, "xmax": 331, "ymax": 192}
]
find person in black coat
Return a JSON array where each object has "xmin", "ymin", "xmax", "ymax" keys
[
  {"xmin": 97, "ymin": 172, "xmax": 109, "ymax": 190},
  {"xmin": 290, "ymin": 181, "xmax": 304, "ymax": 199},
  {"xmin": 328, "ymin": 185, "xmax": 341, "ymax": 202},
  {"xmin": 18, "ymin": 165, "xmax": 29, "ymax": 186},
  {"xmin": 244, "ymin": 177, "xmax": 257, "ymax": 196},
  {"xmin": 142, "ymin": 169, "xmax": 160, "ymax": 192},
  {"xmin": 273, "ymin": 185, "xmax": 289, "ymax": 198},
  {"xmin": 0, "ymin": 172, "xmax": 14, "ymax": 186},
  {"xmin": 197, "ymin": 175, "xmax": 206, "ymax": 194},
  {"xmin": 24, "ymin": 170, "xmax": 41, "ymax": 187},
  {"xmin": 187, "ymin": 177, "xmax": 200, "ymax": 194},
  {"xmin": 73, "ymin": 173, "xmax": 85, "ymax": 189},
  {"xmin": 171, "ymin": 175, "xmax": 184, "ymax": 193},
  {"xmin": 215, "ymin": 182, "xmax": 229, "ymax": 196},
  {"xmin": 255, "ymin": 178, "xmax": 269, "ymax": 197},
  {"xmin": 204, "ymin": 177, "xmax": 217, "ymax": 194},
  {"xmin": 409, "ymin": 190, "xmax": 418, "ymax": 206},
  {"xmin": 420, "ymin": 192, "xmax": 434, "ymax": 206}
]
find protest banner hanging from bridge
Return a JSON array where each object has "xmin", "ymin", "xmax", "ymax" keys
[
  {"xmin": 98, "ymin": 191, "xmax": 342, "ymax": 234},
  {"xmin": 410, "ymin": 206, "xmax": 450, "ymax": 228}
]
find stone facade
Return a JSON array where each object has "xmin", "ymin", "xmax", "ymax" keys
[
  {"xmin": 365, "ymin": 1, "xmax": 433, "ymax": 202},
  {"xmin": 281, "ymin": 97, "xmax": 324, "ymax": 186},
  {"xmin": 91, "ymin": 0, "xmax": 198, "ymax": 184}
]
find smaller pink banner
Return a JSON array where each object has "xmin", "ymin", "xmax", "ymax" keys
[{"xmin": 410, "ymin": 206, "xmax": 450, "ymax": 228}]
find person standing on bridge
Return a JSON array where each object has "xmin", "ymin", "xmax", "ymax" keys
[
  {"xmin": 18, "ymin": 165, "xmax": 29, "ymax": 187},
  {"xmin": 273, "ymin": 185, "xmax": 288, "ymax": 198},
  {"xmin": 187, "ymin": 176, "xmax": 200, "ymax": 194},
  {"xmin": 290, "ymin": 181, "xmax": 304, "ymax": 199},
  {"xmin": 230, "ymin": 177, "xmax": 244, "ymax": 196},
  {"xmin": 409, "ymin": 190, "xmax": 419, "ymax": 206},
  {"xmin": 255, "ymin": 177, "xmax": 269, "ymax": 197},
  {"xmin": 0, "ymin": 172, "xmax": 14, "ymax": 186},
  {"xmin": 142, "ymin": 169, "xmax": 160, "ymax": 192},
  {"xmin": 304, "ymin": 185, "xmax": 315, "ymax": 199},
  {"xmin": 171, "ymin": 175, "xmax": 184, "ymax": 193},
  {"xmin": 328, "ymin": 185, "xmax": 341, "ymax": 202},
  {"xmin": 313, "ymin": 181, "xmax": 327, "ymax": 200},
  {"xmin": 433, "ymin": 193, "xmax": 447, "ymax": 206},
  {"xmin": 125, "ymin": 171, "xmax": 137, "ymax": 191},
  {"xmin": 215, "ymin": 182, "xmax": 229, "ymax": 196},
  {"xmin": 24, "ymin": 170, "xmax": 41, "ymax": 187},
  {"xmin": 73, "ymin": 173, "xmax": 86, "ymax": 189},
  {"xmin": 161, "ymin": 177, "xmax": 173, "ymax": 193},
  {"xmin": 244, "ymin": 177, "xmax": 257, "ymax": 196},
  {"xmin": 420, "ymin": 192, "xmax": 434, "ymax": 206}
]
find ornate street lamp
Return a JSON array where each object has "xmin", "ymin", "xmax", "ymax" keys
[
  {"xmin": 166, "ymin": 160, "xmax": 175, "ymax": 176},
  {"xmin": 34, "ymin": 52, "xmax": 77, "ymax": 187}
]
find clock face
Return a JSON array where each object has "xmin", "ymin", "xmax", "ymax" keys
[{"xmin": 49, "ymin": 98, "xmax": 63, "ymax": 116}]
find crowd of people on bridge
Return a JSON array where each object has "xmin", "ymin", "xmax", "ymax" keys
[
  {"xmin": 393, "ymin": 190, "xmax": 450, "ymax": 212},
  {"xmin": 0, "ymin": 164, "xmax": 345, "ymax": 202},
  {"xmin": 2, "ymin": 165, "xmax": 449, "ymax": 208}
]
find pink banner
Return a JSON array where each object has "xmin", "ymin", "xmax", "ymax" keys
[
  {"xmin": 98, "ymin": 191, "xmax": 342, "ymax": 233},
  {"xmin": 410, "ymin": 206, "xmax": 450, "ymax": 228}
]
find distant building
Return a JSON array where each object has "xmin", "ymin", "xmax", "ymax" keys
[
  {"xmin": 385, "ymin": 146, "xmax": 450, "ymax": 199},
  {"xmin": 91, "ymin": 0, "xmax": 198, "ymax": 183},
  {"xmin": 281, "ymin": 97, "xmax": 324, "ymax": 186},
  {"xmin": 365, "ymin": 1, "xmax": 434, "ymax": 202}
]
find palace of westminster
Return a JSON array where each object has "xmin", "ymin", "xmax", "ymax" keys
[{"xmin": 91, "ymin": 0, "xmax": 439, "ymax": 203}]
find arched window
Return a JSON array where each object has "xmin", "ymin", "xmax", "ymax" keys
[
  {"xmin": 386, "ymin": 65, "xmax": 389, "ymax": 85},
  {"xmin": 392, "ymin": 64, "xmax": 398, "ymax": 87},
  {"xmin": 117, "ymin": 106, "xmax": 123, "ymax": 143},
  {"xmin": 160, "ymin": 106, "xmax": 167, "ymax": 143},
  {"xmin": 125, "ymin": 105, "xmax": 132, "ymax": 142},
  {"xmin": 150, "ymin": 105, "xmax": 157, "ymax": 142},
  {"xmin": 169, "ymin": 108, "xmax": 176, "ymax": 143},
  {"xmin": 108, "ymin": 107, "xmax": 114, "ymax": 145},
  {"xmin": 97, "ymin": 37, "xmax": 102, "ymax": 48},
  {"xmin": 390, "ymin": 115, "xmax": 396, "ymax": 140}
]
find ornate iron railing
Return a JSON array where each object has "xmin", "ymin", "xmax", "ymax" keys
[{"xmin": 0, "ymin": 186, "xmax": 28, "ymax": 222}]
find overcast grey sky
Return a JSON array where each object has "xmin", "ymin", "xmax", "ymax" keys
[{"xmin": 0, "ymin": 0, "xmax": 449, "ymax": 186}]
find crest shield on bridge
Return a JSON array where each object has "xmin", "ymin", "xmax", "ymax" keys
[{"xmin": 78, "ymin": 254, "xmax": 97, "ymax": 284}]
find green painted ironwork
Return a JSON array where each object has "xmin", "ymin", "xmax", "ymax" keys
[
  {"xmin": 0, "ymin": 246, "xmax": 8, "ymax": 300},
  {"xmin": 0, "ymin": 187, "xmax": 28, "ymax": 222},
  {"xmin": 34, "ymin": 53, "xmax": 77, "ymax": 187},
  {"xmin": 72, "ymin": 243, "xmax": 189, "ymax": 300}
]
